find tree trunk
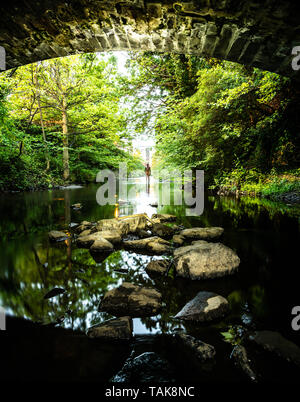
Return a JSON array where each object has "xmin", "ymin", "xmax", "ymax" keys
[
  {"xmin": 35, "ymin": 64, "xmax": 50, "ymax": 171},
  {"xmin": 62, "ymin": 95, "xmax": 70, "ymax": 182}
]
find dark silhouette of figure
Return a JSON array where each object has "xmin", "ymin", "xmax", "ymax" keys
[{"xmin": 145, "ymin": 163, "xmax": 151, "ymax": 192}]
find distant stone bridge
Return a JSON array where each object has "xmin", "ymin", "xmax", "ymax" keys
[{"xmin": 1, "ymin": 1, "xmax": 300, "ymax": 78}]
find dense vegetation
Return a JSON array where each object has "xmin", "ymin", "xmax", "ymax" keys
[
  {"xmin": 0, "ymin": 51, "xmax": 299, "ymax": 198},
  {"xmin": 0, "ymin": 53, "xmax": 143, "ymax": 191},
  {"xmin": 124, "ymin": 53, "xmax": 300, "ymax": 199}
]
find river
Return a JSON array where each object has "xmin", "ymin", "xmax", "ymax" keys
[{"xmin": 0, "ymin": 178, "xmax": 299, "ymax": 382}]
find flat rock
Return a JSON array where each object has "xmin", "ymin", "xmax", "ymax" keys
[
  {"xmin": 90, "ymin": 238, "xmax": 114, "ymax": 253},
  {"xmin": 151, "ymin": 223, "xmax": 174, "ymax": 238},
  {"xmin": 97, "ymin": 214, "xmax": 148, "ymax": 235},
  {"xmin": 111, "ymin": 352, "xmax": 176, "ymax": 383},
  {"xmin": 123, "ymin": 236, "xmax": 171, "ymax": 255},
  {"xmin": 180, "ymin": 227, "xmax": 224, "ymax": 240},
  {"xmin": 174, "ymin": 291, "xmax": 229, "ymax": 322},
  {"xmin": 87, "ymin": 316, "xmax": 133, "ymax": 340},
  {"xmin": 48, "ymin": 230, "xmax": 68, "ymax": 242},
  {"xmin": 151, "ymin": 213, "xmax": 176, "ymax": 223},
  {"xmin": 248, "ymin": 330, "xmax": 300, "ymax": 367},
  {"xmin": 98, "ymin": 282, "xmax": 162, "ymax": 317},
  {"xmin": 174, "ymin": 240, "xmax": 240, "ymax": 280},
  {"xmin": 145, "ymin": 259, "xmax": 169, "ymax": 275}
]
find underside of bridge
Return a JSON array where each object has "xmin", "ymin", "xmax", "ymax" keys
[{"xmin": 0, "ymin": 1, "xmax": 300, "ymax": 78}]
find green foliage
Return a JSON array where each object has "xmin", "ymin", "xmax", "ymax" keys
[{"xmin": 126, "ymin": 53, "xmax": 300, "ymax": 190}]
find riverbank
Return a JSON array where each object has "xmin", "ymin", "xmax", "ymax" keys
[{"xmin": 213, "ymin": 169, "xmax": 300, "ymax": 204}]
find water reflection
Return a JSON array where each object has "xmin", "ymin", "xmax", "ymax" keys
[{"xmin": 0, "ymin": 182, "xmax": 299, "ymax": 342}]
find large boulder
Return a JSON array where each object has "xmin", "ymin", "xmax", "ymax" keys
[
  {"xmin": 98, "ymin": 282, "xmax": 162, "ymax": 317},
  {"xmin": 179, "ymin": 227, "xmax": 224, "ymax": 240},
  {"xmin": 111, "ymin": 352, "xmax": 176, "ymax": 383},
  {"xmin": 87, "ymin": 316, "xmax": 133, "ymax": 341},
  {"xmin": 151, "ymin": 213, "xmax": 176, "ymax": 223},
  {"xmin": 123, "ymin": 236, "xmax": 171, "ymax": 255},
  {"xmin": 77, "ymin": 230, "xmax": 121, "ymax": 248},
  {"xmin": 145, "ymin": 259, "xmax": 170, "ymax": 275},
  {"xmin": 151, "ymin": 223, "xmax": 175, "ymax": 238},
  {"xmin": 174, "ymin": 240, "xmax": 240, "ymax": 280},
  {"xmin": 48, "ymin": 230, "xmax": 69, "ymax": 242},
  {"xmin": 248, "ymin": 331, "xmax": 300, "ymax": 367},
  {"xmin": 174, "ymin": 291, "xmax": 229, "ymax": 322}
]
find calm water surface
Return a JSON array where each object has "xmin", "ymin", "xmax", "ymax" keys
[{"xmin": 1, "ymin": 179, "xmax": 299, "ymax": 382}]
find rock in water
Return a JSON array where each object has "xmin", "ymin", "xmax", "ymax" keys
[
  {"xmin": 179, "ymin": 227, "xmax": 224, "ymax": 240},
  {"xmin": 87, "ymin": 317, "xmax": 133, "ymax": 341},
  {"xmin": 145, "ymin": 259, "xmax": 170, "ymax": 275},
  {"xmin": 231, "ymin": 345, "xmax": 257, "ymax": 382},
  {"xmin": 172, "ymin": 234, "xmax": 185, "ymax": 246},
  {"xmin": 48, "ymin": 230, "xmax": 69, "ymax": 242},
  {"xmin": 111, "ymin": 352, "xmax": 176, "ymax": 383},
  {"xmin": 97, "ymin": 214, "xmax": 148, "ymax": 235},
  {"xmin": 174, "ymin": 291, "xmax": 229, "ymax": 322},
  {"xmin": 174, "ymin": 240, "xmax": 240, "ymax": 280},
  {"xmin": 123, "ymin": 236, "xmax": 171, "ymax": 255},
  {"xmin": 151, "ymin": 213, "xmax": 176, "ymax": 223},
  {"xmin": 90, "ymin": 238, "xmax": 114, "ymax": 253},
  {"xmin": 98, "ymin": 282, "xmax": 162, "ymax": 317},
  {"xmin": 151, "ymin": 223, "xmax": 175, "ymax": 238},
  {"xmin": 248, "ymin": 331, "xmax": 300, "ymax": 367},
  {"xmin": 77, "ymin": 232, "xmax": 117, "ymax": 248},
  {"xmin": 96, "ymin": 218, "xmax": 129, "ymax": 235},
  {"xmin": 174, "ymin": 333, "xmax": 216, "ymax": 362}
]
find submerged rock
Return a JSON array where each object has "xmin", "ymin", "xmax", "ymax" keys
[
  {"xmin": 174, "ymin": 240, "xmax": 240, "ymax": 280},
  {"xmin": 175, "ymin": 291, "xmax": 229, "ymax": 322},
  {"xmin": 145, "ymin": 259, "xmax": 170, "ymax": 275},
  {"xmin": 151, "ymin": 213, "xmax": 176, "ymax": 223},
  {"xmin": 123, "ymin": 236, "xmax": 171, "ymax": 255},
  {"xmin": 179, "ymin": 227, "xmax": 224, "ymax": 240},
  {"xmin": 98, "ymin": 282, "xmax": 162, "ymax": 317},
  {"xmin": 48, "ymin": 230, "xmax": 69, "ymax": 242},
  {"xmin": 90, "ymin": 238, "xmax": 114, "ymax": 253},
  {"xmin": 174, "ymin": 333, "xmax": 216, "ymax": 362},
  {"xmin": 111, "ymin": 352, "xmax": 176, "ymax": 383},
  {"xmin": 87, "ymin": 316, "xmax": 133, "ymax": 341},
  {"xmin": 151, "ymin": 223, "xmax": 175, "ymax": 238},
  {"xmin": 231, "ymin": 345, "xmax": 257, "ymax": 382},
  {"xmin": 248, "ymin": 330, "xmax": 300, "ymax": 367}
]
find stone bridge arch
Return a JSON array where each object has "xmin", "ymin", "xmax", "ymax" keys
[{"xmin": 0, "ymin": 1, "xmax": 300, "ymax": 78}]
